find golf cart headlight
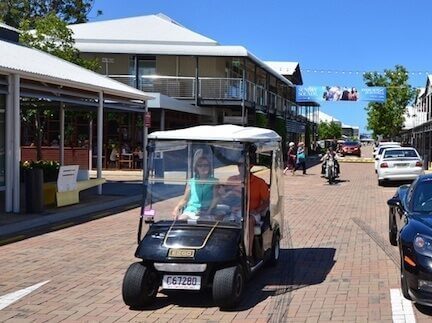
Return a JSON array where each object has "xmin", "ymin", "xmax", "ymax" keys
[{"xmin": 414, "ymin": 234, "xmax": 432, "ymax": 257}]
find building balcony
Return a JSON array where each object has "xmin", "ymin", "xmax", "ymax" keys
[{"xmin": 109, "ymin": 74, "xmax": 302, "ymax": 117}]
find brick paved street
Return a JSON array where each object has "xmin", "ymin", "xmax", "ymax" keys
[{"xmin": 1, "ymin": 151, "xmax": 432, "ymax": 322}]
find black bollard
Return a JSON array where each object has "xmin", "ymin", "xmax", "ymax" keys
[{"xmin": 25, "ymin": 168, "xmax": 44, "ymax": 213}]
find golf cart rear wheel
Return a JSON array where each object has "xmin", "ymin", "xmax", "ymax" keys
[
  {"xmin": 213, "ymin": 265, "xmax": 244, "ymax": 309},
  {"xmin": 268, "ymin": 234, "xmax": 280, "ymax": 267},
  {"xmin": 122, "ymin": 262, "xmax": 158, "ymax": 308}
]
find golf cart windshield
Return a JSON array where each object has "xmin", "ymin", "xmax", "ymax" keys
[{"xmin": 144, "ymin": 140, "xmax": 246, "ymax": 228}]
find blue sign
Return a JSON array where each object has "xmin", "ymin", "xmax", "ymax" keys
[{"xmin": 296, "ymin": 86, "xmax": 386, "ymax": 103}]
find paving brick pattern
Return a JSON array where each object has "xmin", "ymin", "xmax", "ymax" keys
[{"xmin": 1, "ymin": 146, "xmax": 432, "ymax": 322}]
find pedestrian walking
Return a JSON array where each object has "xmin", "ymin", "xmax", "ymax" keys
[
  {"xmin": 283, "ymin": 142, "xmax": 296, "ymax": 175},
  {"xmin": 293, "ymin": 142, "xmax": 306, "ymax": 175}
]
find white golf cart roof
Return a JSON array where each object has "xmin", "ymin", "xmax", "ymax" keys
[{"xmin": 148, "ymin": 125, "xmax": 281, "ymax": 142}]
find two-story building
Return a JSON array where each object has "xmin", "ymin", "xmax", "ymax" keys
[
  {"xmin": 402, "ymin": 77, "xmax": 432, "ymax": 166},
  {"xmin": 68, "ymin": 13, "xmax": 319, "ymax": 155}
]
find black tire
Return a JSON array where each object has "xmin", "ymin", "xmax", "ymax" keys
[
  {"xmin": 213, "ymin": 265, "xmax": 244, "ymax": 309},
  {"xmin": 401, "ymin": 262, "xmax": 411, "ymax": 300},
  {"xmin": 389, "ymin": 210, "xmax": 397, "ymax": 246},
  {"xmin": 328, "ymin": 168, "xmax": 333, "ymax": 184},
  {"xmin": 268, "ymin": 233, "xmax": 280, "ymax": 267},
  {"xmin": 122, "ymin": 262, "xmax": 158, "ymax": 308},
  {"xmin": 378, "ymin": 180, "xmax": 384, "ymax": 186}
]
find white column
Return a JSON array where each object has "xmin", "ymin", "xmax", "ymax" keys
[
  {"xmin": 97, "ymin": 92, "xmax": 103, "ymax": 195},
  {"xmin": 59, "ymin": 102, "xmax": 65, "ymax": 165},
  {"xmin": 5, "ymin": 75, "xmax": 14, "ymax": 212},
  {"xmin": 89, "ymin": 119, "xmax": 93, "ymax": 170},
  {"xmin": 12, "ymin": 74, "xmax": 20, "ymax": 213}
]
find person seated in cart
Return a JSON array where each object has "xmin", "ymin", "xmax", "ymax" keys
[
  {"xmin": 219, "ymin": 156, "xmax": 270, "ymax": 258},
  {"xmin": 172, "ymin": 156, "xmax": 219, "ymax": 220}
]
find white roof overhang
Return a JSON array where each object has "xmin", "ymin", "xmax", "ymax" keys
[
  {"xmin": 0, "ymin": 40, "xmax": 152, "ymax": 103},
  {"xmin": 75, "ymin": 42, "xmax": 293, "ymax": 87},
  {"xmin": 148, "ymin": 124, "xmax": 281, "ymax": 142}
]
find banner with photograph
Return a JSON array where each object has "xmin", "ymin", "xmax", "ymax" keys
[{"xmin": 296, "ymin": 86, "xmax": 386, "ymax": 103}]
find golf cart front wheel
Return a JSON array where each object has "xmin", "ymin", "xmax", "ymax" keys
[
  {"xmin": 213, "ymin": 265, "xmax": 244, "ymax": 309},
  {"xmin": 122, "ymin": 262, "xmax": 158, "ymax": 308}
]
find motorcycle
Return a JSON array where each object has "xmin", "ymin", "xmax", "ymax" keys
[{"xmin": 325, "ymin": 156, "xmax": 337, "ymax": 185}]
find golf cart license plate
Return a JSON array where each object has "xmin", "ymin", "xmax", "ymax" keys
[{"xmin": 162, "ymin": 275, "xmax": 201, "ymax": 290}]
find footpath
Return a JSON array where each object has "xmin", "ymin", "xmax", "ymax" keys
[{"xmin": 0, "ymin": 154, "xmax": 321, "ymax": 245}]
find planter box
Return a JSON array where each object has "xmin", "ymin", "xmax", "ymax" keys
[{"xmin": 21, "ymin": 146, "xmax": 90, "ymax": 170}]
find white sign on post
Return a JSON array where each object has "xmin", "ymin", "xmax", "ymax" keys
[{"xmin": 57, "ymin": 165, "xmax": 79, "ymax": 192}]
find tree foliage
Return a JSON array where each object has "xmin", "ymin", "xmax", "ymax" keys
[
  {"xmin": 20, "ymin": 13, "xmax": 99, "ymax": 70},
  {"xmin": 0, "ymin": 0, "xmax": 99, "ymax": 29},
  {"xmin": 17, "ymin": 12, "xmax": 99, "ymax": 160},
  {"xmin": 363, "ymin": 65, "xmax": 416, "ymax": 140},
  {"xmin": 318, "ymin": 121, "xmax": 342, "ymax": 140}
]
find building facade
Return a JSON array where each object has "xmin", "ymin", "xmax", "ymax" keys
[{"xmin": 69, "ymin": 14, "xmax": 319, "ymax": 153}]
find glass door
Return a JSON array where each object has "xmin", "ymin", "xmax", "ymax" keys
[{"xmin": 137, "ymin": 56, "xmax": 156, "ymax": 92}]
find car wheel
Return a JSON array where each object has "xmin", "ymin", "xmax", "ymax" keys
[
  {"xmin": 401, "ymin": 261, "xmax": 411, "ymax": 300},
  {"xmin": 213, "ymin": 265, "xmax": 244, "ymax": 309},
  {"xmin": 122, "ymin": 262, "xmax": 158, "ymax": 308},
  {"xmin": 378, "ymin": 180, "xmax": 384, "ymax": 186},
  {"xmin": 267, "ymin": 233, "xmax": 280, "ymax": 267},
  {"xmin": 389, "ymin": 210, "xmax": 397, "ymax": 246}
]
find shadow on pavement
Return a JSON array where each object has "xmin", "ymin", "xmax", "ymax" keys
[
  {"xmin": 379, "ymin": 180, "xmax": 414, "ymax": 188},
  {"xmin": 130, "ymin": 247, "xmax": 336, "ymax": 311},
  {"xmin": 414, "ymin": 303, "xmax": 432, "ymax": 316}
]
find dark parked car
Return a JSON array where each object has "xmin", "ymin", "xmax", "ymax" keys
[
  {"xmin": 388, "ymin": 174, "xmax": 432, "ymax": 306},
  {"xmin": 340, "ymin": 141, "xmax": 361, "ymax": 157}
]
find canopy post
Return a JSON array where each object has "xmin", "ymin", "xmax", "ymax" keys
[
  {"xmin": 13, "ymin": 74, "xmax": 21, "ymax": 213},
  {"xmin": 5, "ymin": 75, "xmax": 14, "ymax": 212},
  {"xmin": 97, "ymin": 92, "xmax": 103, "ymax": 195},
  {"xmin": 59, "ymin": 102, "xmax": 65, "ymax": 165}
]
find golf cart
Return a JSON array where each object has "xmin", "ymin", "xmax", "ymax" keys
[{"xmin": 122, "ymin": 125, "xmax": 284, "ymax": 309}]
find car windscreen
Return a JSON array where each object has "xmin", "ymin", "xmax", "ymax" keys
[
  {"xmin": 383, "ymin": 149, "xmax": 418, "ymax": 159},
  {"xmin": 344, "ymin": 142, "xmax": 359, "ymax": 146},
  {"xmin": 378, "ymin": 146, "xmax": 399, "ymax": 155},
  {"xmin": 144, "ymin": 140, "xmax": 248, "ymax": 228},
  {"xmin": 412, "ymin": 181, "xmax": 432, "ymax": 212}
]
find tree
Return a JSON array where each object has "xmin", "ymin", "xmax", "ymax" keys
[
  {"xmin": 363, "ymin": 65, "xmax": 416, "ymax": 140},
  {"xmin": 20, "ymin": 13, "xmax": 99, "ymax": 70},
  {"xmin": 0, "ymin": 0, "xmax": 100, "ymax": 29},
  {"xmin": 318, "ymin": 121, "xmax": 342, "ymax": 140},
  {"xmin": 19, "ymin": 13, "xmax": 99, "ymax": 160}
]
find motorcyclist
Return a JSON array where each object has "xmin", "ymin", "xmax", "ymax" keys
[{"xmin": 321, "ymin": 147, "xmax": 340, "ymax": 177}]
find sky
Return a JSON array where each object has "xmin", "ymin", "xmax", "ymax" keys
[{"xmin": 88, "ymin": 0, "xmax": 432, "ymax": 133}]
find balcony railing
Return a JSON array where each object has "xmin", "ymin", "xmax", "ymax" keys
[
  {"xmin": 108, "ymin": 74, "xmax": 307, "ymax": 118},
  {"xmin": 140, "ymin": 76, "xmax": 195, "ymax": 99},
  {"xmin": 199, "ymin": 78, "xmax": 243, "ymax": 100}
]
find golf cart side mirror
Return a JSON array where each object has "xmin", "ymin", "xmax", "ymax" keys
[{"xmin": 387, "ymin": 198, "xmax": 400, "ymax": 207}]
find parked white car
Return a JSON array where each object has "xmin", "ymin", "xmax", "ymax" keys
[
  {"xmin": 373, "ymin": 142, "xmax": 401, "ymax": 158},
  {"xmin": 374, "ymin": 145, "xmax": 401, "ymax": 171},
  {"xmin": 377, "ymin": 147, "xmax": 424, "ymax": 186}
]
